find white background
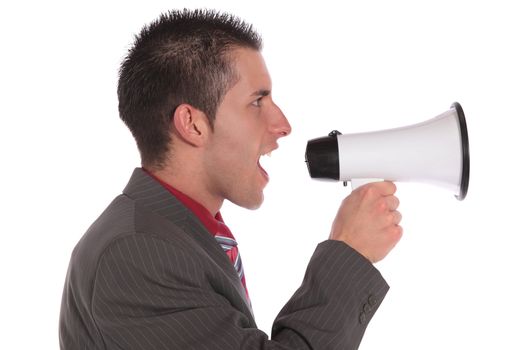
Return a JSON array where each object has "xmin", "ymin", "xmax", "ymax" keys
[{"xmin": 1, "ymin": 0, "xmax": 524, "ymax": 349}]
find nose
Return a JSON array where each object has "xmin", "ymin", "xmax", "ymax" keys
[{"xmin": 269, "ymin": 103, "xmax": 292, "ymax": 138}]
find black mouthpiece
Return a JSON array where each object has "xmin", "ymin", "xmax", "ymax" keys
[{"xmin": 305, "ymin": 131, "xmax": 340, "ymax": 180}]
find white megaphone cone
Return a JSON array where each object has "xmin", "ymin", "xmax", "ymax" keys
[{"xmin": 305, "ymin": 102, "xmax": 470, "ymax": 200}]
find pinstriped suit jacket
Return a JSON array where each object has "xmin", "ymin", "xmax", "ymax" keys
[{"xmin": 59, "ymin": 168, "xmax": 389, "ymax": 349}]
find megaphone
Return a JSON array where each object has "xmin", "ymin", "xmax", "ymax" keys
[{"xmin": 305, "ymin": 102, "xmax": 470, "ymax": 200}]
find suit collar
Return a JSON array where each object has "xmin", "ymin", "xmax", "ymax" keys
[{"xmin": 122, "ymin": 168, "xmax": 254, "ymax": 319}]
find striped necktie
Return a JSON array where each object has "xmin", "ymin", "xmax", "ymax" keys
[{"xmin": 214, "ymin": 224, "xmax": 249, "ymax": 301}]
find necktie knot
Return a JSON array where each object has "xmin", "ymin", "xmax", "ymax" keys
[{"xmin": 215, "ymin": 235, "xmax": 238, "ymax": 251}]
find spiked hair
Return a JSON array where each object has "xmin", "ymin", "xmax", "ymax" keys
[{"xmin": 118, "ymin": 9, "xmax": 262, "ymax": 169}]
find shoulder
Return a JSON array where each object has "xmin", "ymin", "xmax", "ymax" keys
[
  {"xmin": 73, "ymin": 194, "xmax": 195, "ymax": 261},
  {"xmin": 67, "ymin": 194, "xmax": 201, "ymax": 294}
]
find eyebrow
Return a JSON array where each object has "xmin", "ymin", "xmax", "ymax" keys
[{"xmin": 250, "ymin": 89, "xmax": 271, "ymax": 97}]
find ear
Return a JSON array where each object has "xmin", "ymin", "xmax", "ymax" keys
[{"xmin": 171, "ymin": 104, "xmax": 210, "ymax": 147}]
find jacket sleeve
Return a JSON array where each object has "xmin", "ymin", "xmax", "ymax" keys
[
  {"xmin": 92, "ymin": 235, "xmax": 388, "ymax": 350},
  {"xmin": 272, "ymin": 240, "xmax": 389, "ymax": 350}
]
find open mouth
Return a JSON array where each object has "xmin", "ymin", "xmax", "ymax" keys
[{"xmin": 257, "ymin": 151, "xmax": 272, "ymax": 180}]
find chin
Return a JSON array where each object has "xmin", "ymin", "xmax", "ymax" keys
[{"xmin": 232, "ymin": 192, "xmax": 265, "ymax": 210}]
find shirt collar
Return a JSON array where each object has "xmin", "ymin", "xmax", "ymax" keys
[{"xmin": 143, "ymin": 168, "xmax": 224, "ymax": 236}]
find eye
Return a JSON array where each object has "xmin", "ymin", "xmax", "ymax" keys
[{"xmin": 251, "ymin": 97, "xmax": 263, "ymax": 107}]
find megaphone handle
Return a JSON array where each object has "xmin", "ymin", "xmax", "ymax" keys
[{"xmin": 351, "ymin": 178, "xmax": 385, "ymax": 190}]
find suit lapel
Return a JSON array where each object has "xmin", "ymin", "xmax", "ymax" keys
[{"xmin": 122, "ymin": 168, "xmax": 254, "ymax": 319}]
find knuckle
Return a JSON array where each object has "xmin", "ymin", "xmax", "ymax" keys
[
  {"xmin": 392, "ymin": 196, "xmax": 400, "ymax": 209},
  {"xmin": 376, "ymin": 200, "xmax": 388, "ymax": 213},
  {"xmin": 360, "ymin": 185, "xmax": 376, "ymax": 199},
  {"xmin": 391, "ymin": 210, "xmax": 402, "ymax": 224},
  {"xmin": 393, "ymin": 225, "xmax": 403, "ymax": 240},
  {"xmin": 384, "ymin": 212, "xmax": 394, "ymax": 225},
  {"xmin": 382, "ymin": 209, "xmax": 402, "ymax": 226}
]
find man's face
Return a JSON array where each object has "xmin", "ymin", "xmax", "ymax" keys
[{"xmin": 203, "ymin": 48, "xmax": 291, "ymax": 210}]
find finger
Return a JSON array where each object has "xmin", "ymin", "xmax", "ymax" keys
[
  {"xmin": 372, "ymin": 181, "xmax": 397, "ymax": 196},
  {"xmin": 390, "ymin": 210, "xmax": 402, "ymax": 225},
  {"xmin": 388, "ymin": 224, "xmax": 403, "ymax": 247},
  {"xmin": 385, "ymin": 195, "xmax": 400, "ymax": 211}
]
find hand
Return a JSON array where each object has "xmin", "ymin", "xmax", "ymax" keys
[{"xmin": 329, "ymin": 181, "xmax": 403, "ymax": 263}]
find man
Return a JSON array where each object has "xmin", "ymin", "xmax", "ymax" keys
[{"xmin": 59, "ymin": 9, "xmax": 402, "ymax": 350}]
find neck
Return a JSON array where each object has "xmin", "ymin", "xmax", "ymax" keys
[{"xmin": 146, "ymin": 165, "xmax": 223, "ymax": 216}]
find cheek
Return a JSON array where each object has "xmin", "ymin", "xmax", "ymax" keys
[
  {"xmin": 217, "ymin": 125, "xmax": 261, "ymax": 158},
  {"xmin": 211, "ymin": 137, "xmax": 254, "ymax": 174},
  {"xmin": 210, "ymin": 113, "xmax": 265, "ymax": 168},
  {"xmin": 229, "ymin": 143, "xmax": 256, "ymax": 171}
]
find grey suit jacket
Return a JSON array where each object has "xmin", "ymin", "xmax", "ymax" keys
[{"xmin": 59, "ymin": 168, "xmax": 389, "ymax": 349}]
